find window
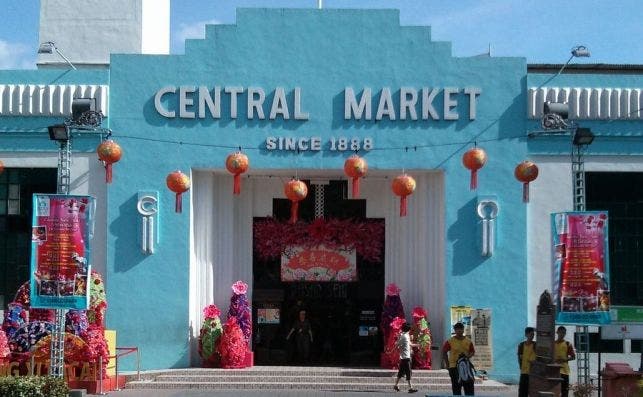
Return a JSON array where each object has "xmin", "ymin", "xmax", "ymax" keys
[
  {"xmin": 586, "ymin": 172, "xmax": 643, "ymax": 306},
  {"xmin": 0, "ymin": 168, "xmax": 57, "ymax": 308}
]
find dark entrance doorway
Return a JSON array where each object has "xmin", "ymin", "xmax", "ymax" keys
[
  {"xmin": 252, "ymin": 180, "xmax": 384, "ymax": 366},
  {"xmin": 0, "ymin": 168, "xmax": 57, "ymax": 308}
]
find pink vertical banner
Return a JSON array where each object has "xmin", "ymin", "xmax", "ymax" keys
[
  {"xmin": 552, "ymin": 212, "xmax": 610, "ymax": 325},
  {"xmin": 30, "ymin": 194, "xmax": 95, "ymax": 309}
]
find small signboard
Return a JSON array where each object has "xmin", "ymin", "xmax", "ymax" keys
[
  {"xmin": 281, "ymin": 245, "xmax": 356, "ymax": 282},
  {"xmin": 257, "ymin": 308, "xmax": 280, "ymax": 324},
  {"xmin": 610, "ymin": 306, "xmax": 643, "ymax": 323},
  {"xmin": 601, "ymin": 324, "xmax": 643, "ymax": 340}
]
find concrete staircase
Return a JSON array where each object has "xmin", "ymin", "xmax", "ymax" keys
[{"xmin": 125, "ymin": 366, "xmax": 511, "ymax": 393}]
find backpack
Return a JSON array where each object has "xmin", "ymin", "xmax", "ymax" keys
[{"xmin": 456, "ymin": 355, "xmax": 475, "ymax": 384}]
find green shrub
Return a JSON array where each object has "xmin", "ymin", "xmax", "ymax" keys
[{"xmin": 0, "ymin": 376, "xmax": 69, "ymax": 397}]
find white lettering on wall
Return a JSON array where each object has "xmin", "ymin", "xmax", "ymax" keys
[
  {"xmin": 265, "ymin": 136, "xmax": 372, "ymax": 151},
  {"xmin": 293, "ymin": 87, "xmax": 309, "ymax": 120},
  {"xmin": 270, "ymin": 87, "xmax": 290, "ymax": 119},
  {"xmin": 345, "ymin": 87, "xmax": 481, "ymax": 121},
  {"xmin": 198, "ymin": 86, "xmax": 221, "ymax": 118},
  {"xmin": 225, "ymin": 86, "xmax": 243, "ymax": 119},
  {"xmin": 400, "ymin": 87, "xmax": 418, "ymax": 120},
  {"xmin": 376, "ymin": 88, "xmax": 396, "ymax": 121},
  {"xmin": 443, "ymin": 87, "xmax": 459, "ymax": 121},
  {"xmin": 153, "ymin": 86, "xmax": 481, "ymax": 121},
  {"xmin": 247, "ymin": 87, "xmax": 265, "ymax": 119},
  {"xmin": 345, "ymin": 87, "xmax": 372, "ymax": 120},
  {"xmin": 464, "ymin": 87, "xmax": 482, "ymax": 120},
  {"xmin": 155, "ymin": 86, "xmax": 176, "ymax": 118},
  {"xmin": 179, "ymin": 86, "xmax": 196, "ymax": 119}
]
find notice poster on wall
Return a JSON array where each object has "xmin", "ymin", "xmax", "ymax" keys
[
  {"xmin": 449, "ymin": 306, "xmax": 473, "ymax": 337},
  {"xmin": 281, "ymin": 245, "xmax": 356, "ymax": 282},
  {"xmin": 552, "ymin": 211, "xmax": 611, "ymax": 325},
  {"xmin": 257, "ymin": 308, "xmax": 280, "ymax": 324},
  {"xmin": 30, "ymin": 194, "xmax": 95, "ymax": 309},
  {"xmin": 470, "ymin": 308, "xmax": 493, "ymax": 371}
]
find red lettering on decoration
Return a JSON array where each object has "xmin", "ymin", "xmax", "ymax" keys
[{"xmin": 286, "ymin": 249, "xmax": 350, "ymax": 272}]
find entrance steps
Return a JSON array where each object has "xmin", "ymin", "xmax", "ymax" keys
[{"xmin": 125, "ymin": 366, "xmax": 511, "ymax": 393}]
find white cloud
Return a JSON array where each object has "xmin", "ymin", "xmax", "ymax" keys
[
  {"xmin": 174, "ymin": 19, "xmax": 221, "ymax": 52},
  {"xmin": 0, "ymin": 40, "xmax": 36, "ymax": 70}
]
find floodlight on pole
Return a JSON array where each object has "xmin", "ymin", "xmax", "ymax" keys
[
  {"xmin": 535, "ymin": 45, "xmax": 591, "ymax": 90},
  {"xmin": 47, "ymin": 124, "xmax": 70, "ymax": 141},
  {"xmin": 573, "ymin": 127, "xmax": 595, "ymax": 146},
  {"xmin": 38, "ymin": 41, "xmax": 77, "ymax": 70}
]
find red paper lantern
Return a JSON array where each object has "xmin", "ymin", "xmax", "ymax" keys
[
  {"xmin": 225, "ymin": 152, "xmax": 249, "ymax": 195},
  {"xmin": 344, "ymin": 155, "xmax": 368, "ymax": 198},
  {"xmin": 284, "ymin": 179, "xmax": 308, "ymax": 224},
  {"xmin": 462, "ymin": 147, "xmax": 487, "ymax": 190},
  {"xmin": 515, "ymin": 161, "xmax": 539, "ymax": 203},
  {"xmin": 96, "ymin": 140, "xmax": 122, "ymax": 183},
  {"xmin": 391, "ymin": 174, "xmax": 416, "ymax": 217},
  {"xmin": 166, "ymin": 170, "xmax": 191, "ymax": 213}
]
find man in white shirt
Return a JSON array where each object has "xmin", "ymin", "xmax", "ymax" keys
[{"xmin": 394, "ymin": 322, "xmax": 418, "ymax": 393}]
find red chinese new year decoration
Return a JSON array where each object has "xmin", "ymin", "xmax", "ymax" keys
[
  {"xmin": 515, "ymin": 161, "xmax": 539, "ymax": 203},
  {"xmin": 96, "ymin": 140, "xmax": 122, "ymax": 184},
  {"xmin": 462, "ymin": 146, "xmax": 487, "ymax": 190},
  {"xmin": 344, "ymin": 155, "xmax": 368, "ymax": 198},
  {"xmin": 391, "ymin": 174, "xmax": 416, "ymax": 217},
  {"xmin": 166, "ymin": 170, "xmax": 191, "ymax": 213},
  {"xmin": 284, "ymin": 179, "xmax": 308, "ymax": 224},
  {"xmin": 225, "ymin": 152, "xmax": 249, "ymax": 195},
  {"xmin": 253, "ymin": 217, "xmax": 385, "ymax": 262}
]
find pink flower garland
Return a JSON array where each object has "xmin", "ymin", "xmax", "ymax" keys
[{"xmin": 254, "ymin": 218, "xmax": 385, "ymax": 262}]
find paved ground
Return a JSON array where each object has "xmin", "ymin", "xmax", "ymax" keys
[{"xmin": 94, "ymin": 386, "xmax": 519, "ymax": 396}]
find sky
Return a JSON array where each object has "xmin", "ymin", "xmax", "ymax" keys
[{"xmin": 1, "ymin": 0, "xmax": 642, "ymax": 70}]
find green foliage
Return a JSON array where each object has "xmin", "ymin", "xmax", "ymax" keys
[
  {"xmin": 0, "ymin": 376, "xmax": 68, "ymax": 397},
  {"xmin": 199, "ymin": 317, "xmax": 223, "ymax": 362}
]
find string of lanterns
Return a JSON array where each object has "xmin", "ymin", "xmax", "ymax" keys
[{"xmin": 86, "ymin": 139, "xmax": 539, "ymax": 218}]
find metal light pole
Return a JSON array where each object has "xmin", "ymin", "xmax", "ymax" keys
[
  {"xmin": 49, "ymin": 129, "xmax": 72, "ymax": 377},
  {"xmin": 571, "ymin": 127, "xmax": 595, "ymax": 386},
  {"xmin": 46, "ymin": 105, "xmax": 105, "ymax": 378}
]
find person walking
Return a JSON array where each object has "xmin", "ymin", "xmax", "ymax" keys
[
  {"xmin": 393, "ymin": 322, "xmax": 418, "ymax": 393},
  {"xmin": 554, "ymin": 326, "xmax": 576, "ymax": 397},
  {"xmin": 517, "ymin": 326, "xmax": 536, "ymax": 397},
  {"xmin": 442, "ymin": 322, "xmax": 476, "ymax": 395},
  {"xmin": 286, "ymin": 309, "xmax": 313, "ymax": 364}
]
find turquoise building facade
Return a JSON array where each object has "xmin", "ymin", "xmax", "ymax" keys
[{"xmin": 1, "ymin": 8, "xmax": 642, "ymax": 382}]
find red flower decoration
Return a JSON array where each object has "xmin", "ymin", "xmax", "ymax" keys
[
  {"xmin": 254, "ymin": 218, "xmax": 385, "ymax": 263},
  {"xmin": 385, "ymin": 283, "xmax": 401, "ymax": 296},
  {"xmin": 231, "ymin": 280, "xmax": 248, "ymax": 295},
  {"xmin": 412, "ymin": 307, "xmax": 428, "ymax": 319},
  {"xmin": 390, "ymin": 316, "xmax": 406, "ymax": 331},
  {"xmin": 203, "ymin": 304, "xmax": 221, "ymax": 319}
]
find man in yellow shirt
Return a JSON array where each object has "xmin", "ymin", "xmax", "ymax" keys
[
  {"xmin": 517, "ymin": 327, "xmax": 536, "ymax": 397},
  {"xmin": 554, "ymin": 326, "xmax": 576, "ymax": 397},
  {"xmin": 442, "ymin": 322, "xmax": 475, "ymax": 395}
]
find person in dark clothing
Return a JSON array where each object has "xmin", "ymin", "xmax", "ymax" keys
[{"xmin": 286, "ymin": 309, "xmax": 313, "ymax": 363}]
